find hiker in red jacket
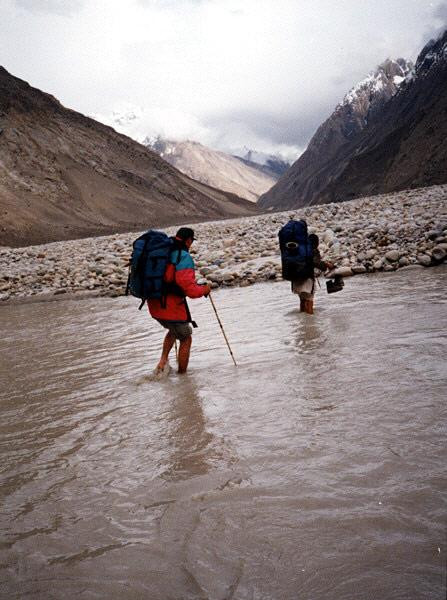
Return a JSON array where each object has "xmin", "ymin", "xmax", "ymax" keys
[{"xmin": 149, "ymin": 227, "xmax": 210, "ymax": 375}]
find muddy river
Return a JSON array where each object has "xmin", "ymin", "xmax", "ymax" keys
[{"xmin": 1, "ymin": 267, "xmax": 446, "ymax": 599}]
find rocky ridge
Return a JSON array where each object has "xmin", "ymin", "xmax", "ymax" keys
[
  {"xmin": 259, "ymin": 58, "xmax": 413, "ymax": 210},
  {"xmin": 0, "ymin": 184, "xmax": 446, "ymax": 303},
  {"xmin": 144, "ymin": 137, "xmax": 277, "ymax": 202}
]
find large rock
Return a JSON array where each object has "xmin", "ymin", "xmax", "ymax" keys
[
  {"xmin": 417, "ymin": 254, "xmax": 432, "ymax": 267},
  {"xmin": 351, "ymin": 265, "xmax": 367, "ymax": 274},
  {"xmin": 385, "ymin": 250, "xmax": 400, "ymax": 262},
  {"xmin": 431, "ymin": 244, "xmax": 447, "ymax": 263},
  {"xmin": 333, "ymin": 266, "xmax": 353, "ymax": 277}
]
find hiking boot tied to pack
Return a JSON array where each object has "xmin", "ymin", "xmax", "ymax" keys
[{"xmin": 126, "ymin": 227, "xmax": 211, "ymax": 374}]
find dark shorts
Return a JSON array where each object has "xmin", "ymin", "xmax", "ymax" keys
[{"xmin": 157, "ymin": 319, "xmax": 192, "ymax": 341}]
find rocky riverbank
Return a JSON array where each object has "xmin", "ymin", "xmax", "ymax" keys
[{"xmin": 1, "ymin": 184, "xmax": 446, "ymax": 303}]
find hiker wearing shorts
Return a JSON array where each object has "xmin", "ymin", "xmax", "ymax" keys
[
  {"xmin": 148, "ymin": 227, "xmax": 210, "ymax": 374},
  {"xmin": 292, "ymin": 233, "xmax": 334, "ymax": 315}
]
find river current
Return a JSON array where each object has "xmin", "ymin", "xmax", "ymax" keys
[{"xmin": 1, "ymin": 267, "xmax": 446, "ymax": 599}]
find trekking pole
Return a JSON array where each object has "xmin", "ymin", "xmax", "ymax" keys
[
  {"xmin": 208, "ymin": 293, "xmax": 237, "ymax": 367},
  {"xmin": 174, "ymin": 339, "xmax": 178, "ymax": 363}
]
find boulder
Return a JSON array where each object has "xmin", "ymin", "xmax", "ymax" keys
[
  {"xmin": 333, "ymin": 266, "xmax": 353, "ymax": 277},
  {"xmin": 208, "ymin": 272, "xmax": 225, "ymax": 283},
  {"xmin": 385, "ymin": 250, "xmax": 400, "ymax": 262},
  {"xmin": 351, "ymin": 265, "xmax": 367, "ymax": 274},
  {"xmin": 322, "ymin": 229, "xmax": 335, "ymax": 244},
  {"xmin": 431, "ymin": 244, "xmax": 447, "ymax": 263},
  {"xmin": 417, "ymin": 254, "xmax": 432, "ymax": 267}
]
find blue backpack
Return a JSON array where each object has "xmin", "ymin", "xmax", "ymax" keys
[
  {"xmin": 126, "ymin": 230, "xmax": 181, "ymax": 309},
  {"xmin": 278, "ymin": 220, "xmax": 313, "ymax": 281}
]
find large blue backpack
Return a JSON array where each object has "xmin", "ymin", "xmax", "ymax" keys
[
  {"xmin": 126, "ymin": 230, "xmax": 181, "ymax": 309},
  {"xmin": 278, "ymin": 220, "xmax": 313, "ymax": 281}
]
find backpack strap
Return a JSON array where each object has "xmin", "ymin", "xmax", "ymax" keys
[{"xmin": 184, "ymin": 298, "xmax": 198, "ymax": 328}]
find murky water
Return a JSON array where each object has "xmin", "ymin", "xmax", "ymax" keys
[{"xmin": 1, "ymin": 267, "xmax": 446, "ymax": 600}]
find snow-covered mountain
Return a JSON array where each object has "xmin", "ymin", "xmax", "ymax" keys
[
  {"xmin": 144, "ymin": 137, "xmax": 278, "ymax": 202},
  {"xmin": 259, "ymin": 57, "xmax": 415, "ymax": 209},
  {"xmin": 233, "ymin": 147, "xmax": 291, "ymax": 178}
]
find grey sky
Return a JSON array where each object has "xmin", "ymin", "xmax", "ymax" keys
[{"xmin": 1, "ymin": 0, "xmax": 446, "ymax": 160}]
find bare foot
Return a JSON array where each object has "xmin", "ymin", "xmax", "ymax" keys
[{"xmin": 150, "ymin": 362, "xmax": 171, "ymax": 381}]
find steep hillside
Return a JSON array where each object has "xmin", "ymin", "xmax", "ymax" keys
[
  {"xmin": 144, "ymin": 137, "xmax": 277, "ymax": 202},
  {"xmin": 0, "ymin": 68, "xmax": 258, "ymax": 247},
  {"xmin": 318, "ymin": 31, "xmax": 447, "ymax": 204},
  {"xmin": 258, "ymin": 58, "xmax": 414, "ymax": 209}
]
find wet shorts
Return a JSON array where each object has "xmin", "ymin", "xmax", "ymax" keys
[{"xmin": 157, "ymin": 320, "xmax": 192, "ymax": 341}]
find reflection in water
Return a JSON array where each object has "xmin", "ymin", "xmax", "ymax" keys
[
  {"xmin": 0, "ymin": 266, "xmax": 446, "ymax": 599},
  {"xmin": 160, "ymin": 379, "xmax": 214, "ymax": 481}
]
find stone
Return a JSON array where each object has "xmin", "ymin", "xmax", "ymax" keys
[
  {"xmin": 365, "ymin": 249, "xmax": 377, "ymax": 259},
  {"xmin": 351, "ymin": 265, "xmax": 367, "ymax": 274},
  {"xmin": 208, "ymin": 272, "xmax": 225, "ymax": 283},
  {"xmin": 417, "ymin": 254, "xmax": 432, "ymax": 267},
  {"xmin": 333, "ymin": 266, "xmax": 353, "ymax": 277},
  {"xmin": 431, "ymin": 244, "xmax": 447, "ymax": 263},
  {"xmin": 373, "ymin": 259, "xmax": 384, "ymax": 270},
  {"xmin": 322, "ymin": 229, "xmax": 335, "ymax": 244},
  {"xmin": 385, "ymin": 250, "xmax": 400, "ymax": 262},
  {"xmin": 399, "ymin": 264, "xmax": 424, "ymax": 271},
  {"xmin": 398, "ymin": 256, "xmax": 409, "ymax": 267}
]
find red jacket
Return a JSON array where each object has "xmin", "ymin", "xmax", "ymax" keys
[{"xmin": 148, "ymin": 248, "xmax": 207, "ymax": 322}]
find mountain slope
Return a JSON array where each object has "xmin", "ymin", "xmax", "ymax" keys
[
  {"xmin": 233, "ymin": 148, "xmax": 291, "ymax": 178},
  {"xmin": 258, "ymin": 57, "xmax": 414, "ymax": 209},
  {"xmin": 317, "ymin": 31, "xmax": 447, "ymax": 204},
  {"xmin": 144, "ymin": 137, "xmax": 277, "ymax": 202},
  {"xmin": 0, "ymin": 67, "xmax": 258, "ymax": 247}
]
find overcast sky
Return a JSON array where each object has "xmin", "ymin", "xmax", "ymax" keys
[{"xmin": 1, "ymin": 0, "xmax": 446, "ymax": 160}]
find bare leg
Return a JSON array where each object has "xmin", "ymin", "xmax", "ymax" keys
[
  {"xmin": 299, "ymin": 295, "xmax": 306, "ymax": 312},
  {"xmin": 304, "ymin": 299, "xmax": 314, "ymax": 314},
  {"xmin": 157, "ymin": 332, "xmax": 175, "ymax": 369},
  {"xmin": 177, "ymin": 335, "xmax": 192, "ymax": 374}
]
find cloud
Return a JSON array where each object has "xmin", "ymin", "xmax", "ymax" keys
[
  {"xmin": 434, "ymin": 1, "xmax": 447, "ymax": 22},
  {"xmin": 14, "ymin": 0, "xmax": 83, "ymax": 16},
  {"xmin": 421, "ymin": 1, "xmax": 447, "ymax": 41},
  {"xmin": 1, "ymin": 0, "xmax": 446, "ymax": 160}
]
